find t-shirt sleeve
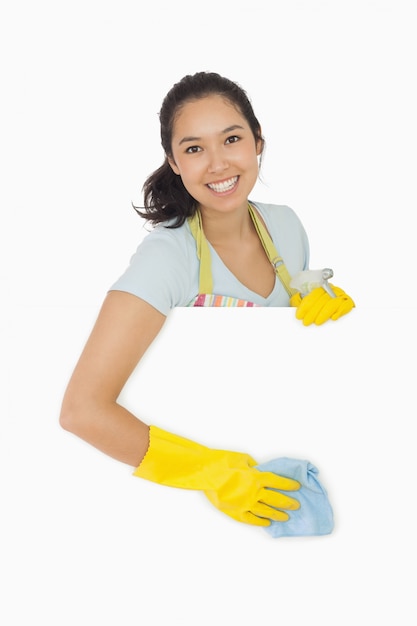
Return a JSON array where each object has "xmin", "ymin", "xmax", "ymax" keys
[{"xmin": 108, "ymin": 226, "xmax": 194, "ymax": 316}]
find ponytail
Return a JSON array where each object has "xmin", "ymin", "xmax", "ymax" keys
[{"xmin": 134, "ymin": 160, "xmax": 197, "ymax": 228}]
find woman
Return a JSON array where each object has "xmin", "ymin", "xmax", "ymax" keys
[{"xmin": 60, "ymin": 72, "xmax": 354, "ymax": 528}]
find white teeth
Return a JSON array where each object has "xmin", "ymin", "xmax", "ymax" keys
[{"xmin": 208, "ymin": 176, "xmax": 238, "ymax": 192}]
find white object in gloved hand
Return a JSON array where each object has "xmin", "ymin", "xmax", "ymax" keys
[
  {"xmin": 290, "ymin": 268, "xmax": 355, "ymax": 325},
  {"xmin": 290, "ymin": 268, "xmax": 337, "ymax": 297}
]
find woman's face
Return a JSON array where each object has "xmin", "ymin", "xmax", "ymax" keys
[{"xmin": 168, "ymin": 94, "xmax": 262, "ymax": 217}]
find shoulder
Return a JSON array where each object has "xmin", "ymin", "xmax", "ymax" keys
[
  {"xmin": 116, "ymin": 219, "xmax": 198, "ymax": 285},
  {"xmin": 109, "ymin": 219, "xmax": 198, "ymax": 315},
  {"xmin": 131, "ymin": 219, "xmax": 196, "ymax": 262}
]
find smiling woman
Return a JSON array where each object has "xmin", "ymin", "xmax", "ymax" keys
[
  {"xmin": 59, "ymin": 71, "xmax": 354, "ymax": 532},
  {"xmin": 167, "ymin": 96, "xmax": 262, "ymax": 222}
]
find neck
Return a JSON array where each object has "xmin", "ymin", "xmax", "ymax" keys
[{"xmin": 200, "ymin": 202, "xmax": 253, "ymax": 246}]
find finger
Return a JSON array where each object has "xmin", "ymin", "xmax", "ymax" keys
[
  {"xmin": 295, "ymin": 287, "xmax": 326, "ymax": 319},
  {"xmin": 260, "ymin": 488, "xmax": 300, "ymax": 511},
  {"xmin": 258, "ymin": 470, "xmax": 301, "ymax": 492},
  {"xmin": 236, "ymin": 510, "xmax": 272, "ymax": 527},
  {"xmin": 327, "ymin": 285, "xmax": 355, "ymax": 320},
  {"xmin": 316, "ymin": 294, "xmax": 354, "ymax": 324},
  {"xmin": 331, "ymin": 297, "xmax": 354, "ymax": 320},
  {"xmin": 250, "ymin": 502, "xmax": 291, "ymax": 522},
  {"xmin": 302, "ymin": 303, "xmax": 328, "ymax": 325},
  {"xmin": 301, "ymin": 293, "xmax": 330, "ymax": 325},
  {"xmin": 314, "ymin": 298, "xmax": 342, "ymax": 325}
]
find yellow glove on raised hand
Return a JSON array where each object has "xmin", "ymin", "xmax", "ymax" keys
[
  {"xmin": 290, "ymin": 285, "xmax": 355, "ymax": 326},
  {"xmin": 134, "ymin": 426, "xmax": 300, "ymax": 527}
]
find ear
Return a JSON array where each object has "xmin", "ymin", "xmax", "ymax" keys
[
  {"xmin": 256, "ymin": 132, "xmax": 264, "ymax": 156},
  {"xmin": 167, "ymin": 156, "xmax": 180, "ymax": 175}
]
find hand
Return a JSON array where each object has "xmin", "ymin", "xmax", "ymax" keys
[
  {"xmin": 203, "ymin": 458, "xmax": 301, "ymax": 526},
  {"xmin": 134, "ymin": 426, "xmax": 301, "ymax": 526},
  {"xmin": 290, "ymin": 285, "xmax": 355, "ymax": 326}
]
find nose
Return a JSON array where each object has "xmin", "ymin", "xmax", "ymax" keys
[{"xmin": 207, "ymin": 147, "xmax": 229, "ymax": 174}]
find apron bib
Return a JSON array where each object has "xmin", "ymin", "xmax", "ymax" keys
[{"xmin": 187, "ymin": 203, "xmax": 297, "ymax": 307}]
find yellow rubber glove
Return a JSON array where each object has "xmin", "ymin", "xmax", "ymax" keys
[
  {"xmin": 134, "ymin": 426, "xmax": 301, "ymax": 527},
  {"xmin": 290, "ymin": 285, "xmax": 355, "ymax": 326}
]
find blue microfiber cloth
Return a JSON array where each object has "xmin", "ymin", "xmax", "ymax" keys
[{"xmin": 256, "ymin": 458, "xmax": 334, "ymax": 538}]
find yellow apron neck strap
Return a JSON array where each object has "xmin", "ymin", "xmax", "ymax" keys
[
  {"xmin": 188, "ymin": 204, "xmax": 297, "ymax": 298},
  {"xmin": 188, "ymin": 210, "xmax": 213, "ymax": 294},
  {"xmin": 247, "ymin": 203, "xmax": 297, "ymax": 297}
]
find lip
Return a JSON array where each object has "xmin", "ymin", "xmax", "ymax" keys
[{"xmin": 206, "ymin": 175, "xmax": 239, "ymax": 195}]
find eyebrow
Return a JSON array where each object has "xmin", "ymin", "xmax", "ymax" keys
[{"xmin": 178, "ymin": 124, "xmax": 245, "ymax": 146}]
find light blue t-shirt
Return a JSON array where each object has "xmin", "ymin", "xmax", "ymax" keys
[{"xmin": 109, "ymin": 202, "xmax": 310, "ymax": 315}]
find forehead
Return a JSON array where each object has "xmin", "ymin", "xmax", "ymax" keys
[{"xmin": 172, "ymin": 94, "xmax": 247, "ymax": 136}]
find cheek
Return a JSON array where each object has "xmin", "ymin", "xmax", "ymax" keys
[
  {"xmin": 235, "ymin": 144, "xmax": 258, "ymax": 165},
  {"xmin": 177, "ymin": 158, "xmax": 202, "ymax": 181}
]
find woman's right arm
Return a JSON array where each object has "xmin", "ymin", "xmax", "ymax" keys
[
  {"xmin": 60, "ymin": 289, "xmax": 302, "ymax": 526},
  {"xmin": 59, "ymin": 290, "xmax": 167, "ymax": 467}
]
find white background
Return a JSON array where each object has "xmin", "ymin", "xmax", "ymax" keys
[{"xmin": 1, "ymin": 1, "xmax": 416, "ymax": 624}]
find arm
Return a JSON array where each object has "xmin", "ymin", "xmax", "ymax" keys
[
  {"xmin": 59, "ymin": 290, "xmax": 166, "ymax": 467},
  {"xmin": 60, "ymin": 290, "xmax": 301, "ymax": 527}
]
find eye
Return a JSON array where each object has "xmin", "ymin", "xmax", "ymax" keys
[
  {"xmin": 185, "ymin": 145, "xmax": 202, "ymax": 154},
  {"xmin": 225, "ymin": 135, "xmax": 240, "ymax": 145}
]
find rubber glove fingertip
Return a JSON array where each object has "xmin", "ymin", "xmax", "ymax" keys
[
  {"xmin": 292, "ymin": 497, "xmax": 301, "ymax": 511},
  {"xmin": 281, "ymin": 478, "xmax": 302, "ymax": 491},
  {"xmin": 270, "ymin": 511, "xmax": 290, "ymax": 522},
  {"xmin": 282, "ymin": 478, "xmax": 301, "ymax": 491}
]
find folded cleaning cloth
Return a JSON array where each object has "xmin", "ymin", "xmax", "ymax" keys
[{"xmin": 256, "ymin": 458, "xmax": 334, "ymax": 538}]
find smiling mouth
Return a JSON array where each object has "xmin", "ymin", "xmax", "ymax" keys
[{"xmin": 207, "ymin": 176, "xmax": 239, "ymax": 193}]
